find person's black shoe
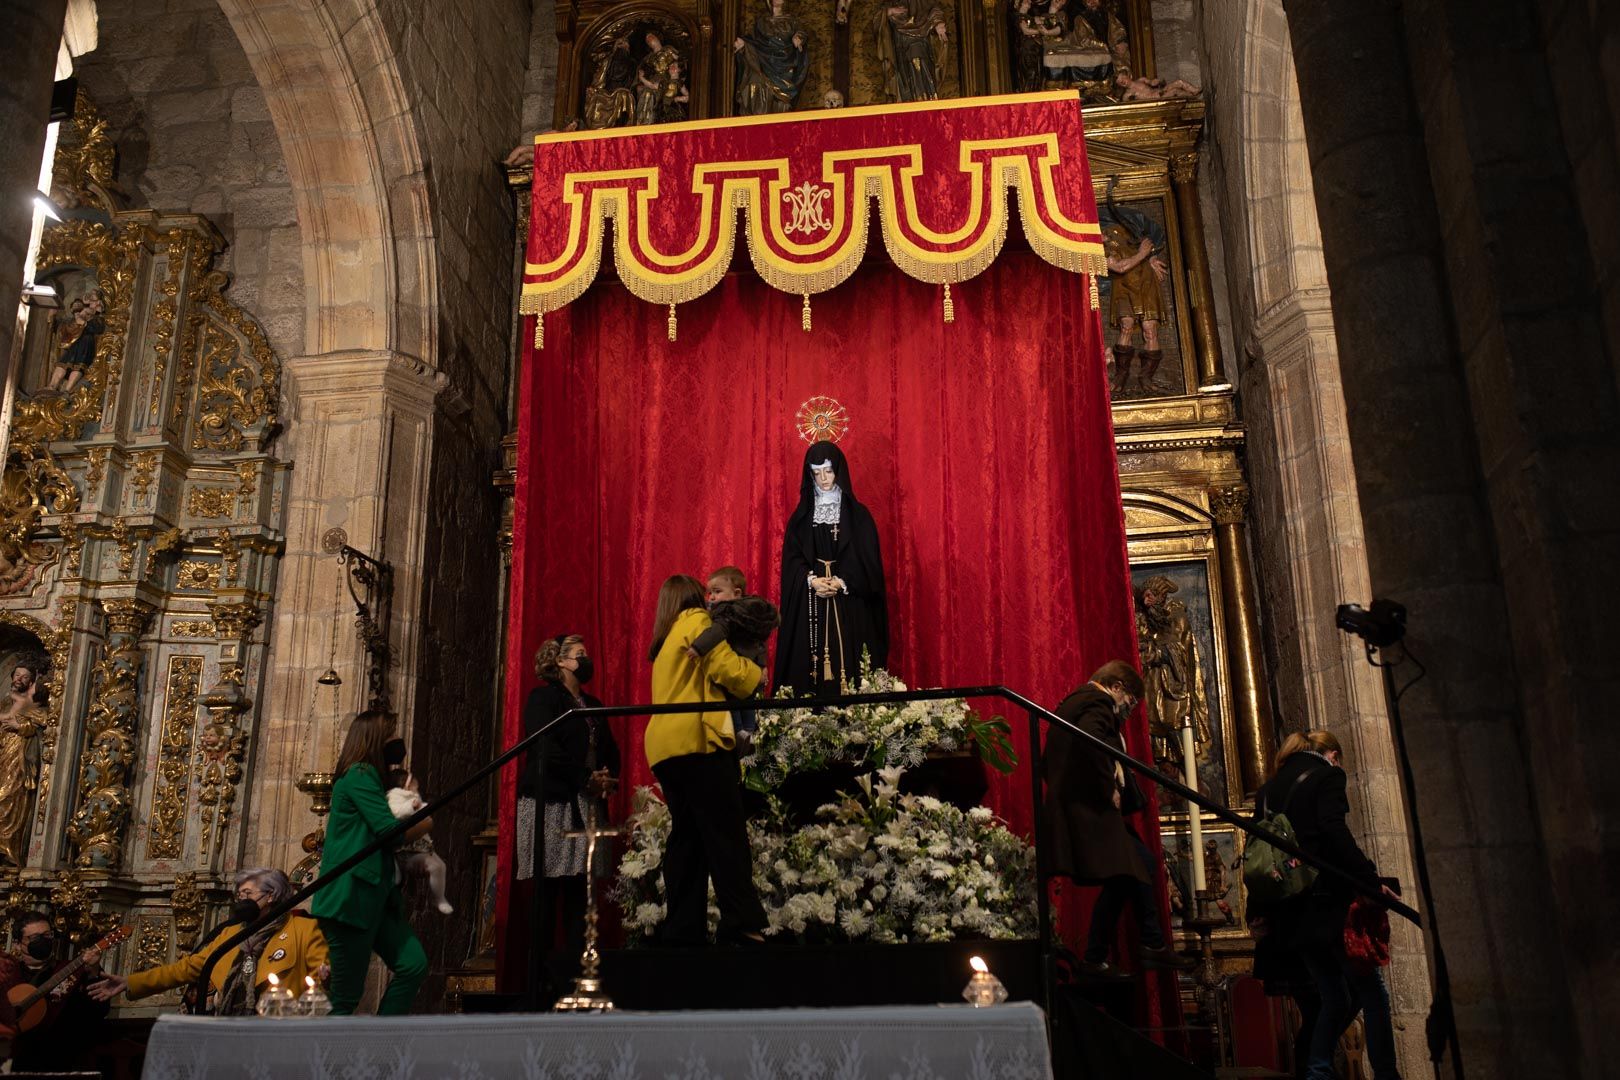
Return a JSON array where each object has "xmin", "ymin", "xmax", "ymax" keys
[
  {"xmin": 1076, "ymin": 959, "xmax": 1134, "ymax": 982},
  {"xmin": 1139, "ymin": 945, "xmax": 1196, "ymax": 971},
  {"xmin": 716, "ymin": 928, "xmax": 768, "ymax": 947}
]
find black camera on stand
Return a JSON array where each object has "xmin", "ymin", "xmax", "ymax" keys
[{"xmin": 1335, "ymin": 599, "xmax": 1406, "ymax": 648}]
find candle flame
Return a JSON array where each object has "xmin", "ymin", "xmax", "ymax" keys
[
  {"xmin": 970, "ymin": 956, "xmax": 988, "ymax": 974},
  {"xmin": 306, "ymin": 975, "xmax": 316, "ymax": 988},
  {"xmin": 267, "ymin": 972, "xmax": 279, "ymax": 987}
]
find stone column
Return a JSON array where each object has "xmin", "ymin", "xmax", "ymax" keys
[
  {"xmin": 66, "ymin": 596, "xmax": 154, "ymax": 870},
  {"xmin": 1206, "ymin": 484, "xmax": 1273, "ymax": 795},
  {"xmin": 1170, "ymin": 152, "xmax": 1227, "ymax": 391},
  {"xmin": 1284, "ymin": 1, "xmax": 1584, "ymax": 1074},
  {"xmin": 0, "ymin": 0, "xmax": 67, "ymax": 458},
  {"xmin": 243, "ymin": 350, "xmax": 444, "ymax": 874}
]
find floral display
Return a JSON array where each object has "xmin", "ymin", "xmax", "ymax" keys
[
  {"xmin": 613, "ymin": 768, "xmax": 1038, "ymax": 944},
  {"xmin": 741, "ymin": 662, "xmax": 1016, "ymax": 793}
]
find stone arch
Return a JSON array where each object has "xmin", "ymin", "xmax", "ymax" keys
[{"xmin": 214, "ymin": 0, "xmax": 437, "ymax": 363}]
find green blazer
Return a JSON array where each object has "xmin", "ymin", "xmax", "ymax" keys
[{"xmin": 310, "ymin": 763, "xmax": 401, "ymax": 928}]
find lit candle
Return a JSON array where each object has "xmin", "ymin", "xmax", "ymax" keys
[
  {"xmin": 1180, "ymin": 724, "xmax": 1207, "ymax": 892},
  {"xmin": 962, "ymin": 956, "xmax": 1008, "ymax": 1007}
]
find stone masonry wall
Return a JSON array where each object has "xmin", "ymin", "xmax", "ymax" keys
[{"xmin": 72, "ymin": 0, "xmax": 304, "ymax": 362}]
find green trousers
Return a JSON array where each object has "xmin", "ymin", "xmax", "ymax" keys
[{"xmin": 318, "ymin": 910, "xmax": 428, "ymax": 1016}]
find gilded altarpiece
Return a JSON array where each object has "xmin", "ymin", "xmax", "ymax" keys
[
  {"xmin": 0, "ymin": 95, "xmax": 288, "ymax": 1001},
  {"xmin": 550, "ymin": 0, "xmax": 1157, "ymax": 126}
]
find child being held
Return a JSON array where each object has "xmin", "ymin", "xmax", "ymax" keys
[
  {"xmin": 383, "ymin": 738, "xmax": 453, "ymax": 915},
  {"xmin": 689, "ymin": 566, "xmax": 780, "ymax": 739}
]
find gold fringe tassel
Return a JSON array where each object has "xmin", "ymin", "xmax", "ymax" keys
[
  {"xmin": 1089, "ymin": 274, "xmax": 1100, "ymax": 311},
  {"xmin": 667, "ymin": 303, "xmax": 677, "ymax": 342},
  {"xmin": 802, "ymin": 293, "xmax": 812, "ymax": 332},
  {"xmin": 534, "ymin": 312, "xmax": 544, "ymax": 349},
  {"xmin": 943, "ymin": 282, "xmax": 955, "ymax": 323}
]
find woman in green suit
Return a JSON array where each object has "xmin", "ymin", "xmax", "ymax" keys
[{"xmin": 312, "ymin": 709, "xmax": 431, "ymax": 1014}]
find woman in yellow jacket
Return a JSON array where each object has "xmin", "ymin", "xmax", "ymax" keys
[
  {"xmin": 91, "ymin": 868, "xmax": 327, "ymax": 1014},
  {"xmin": 647, "ymin": 574, "xmax": 768, "ymax": 946}
]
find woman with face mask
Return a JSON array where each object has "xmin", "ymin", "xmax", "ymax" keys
[
  {"xmin": 89, "ymin": 868, "xmax": 327, "ymax": 1014},
  {"xmin": 517, "ymin": 634, "xmax": 620, "ymax": 994}
]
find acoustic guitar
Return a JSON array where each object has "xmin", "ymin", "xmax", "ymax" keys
[{"xmin": 6, "ymin": 924, "xmax": 132, "ymax": 1033}]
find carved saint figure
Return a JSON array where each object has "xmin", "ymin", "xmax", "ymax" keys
[
  {"xmin": 45, "ymin": 290, "xmax": 105, "ymax": 393},
  {"xmin": 641, "ymin": 57, "xmax": 691, "ymax": 123},
  {"xmin": 734, "ymin": 0, "xmax": 811, "ymax": 115},
  {"xmin": 0, "ymin": 659, "xmax": 48, "ymax": 866},
  {"xmin": 775, "ymin": 442, "xmax": 888, "ymax": 694},
  {"xmin": 1134, "ymin": 575, "xmax": 1212, "ymax": 769},
  {"xmin": 1101, "ymin": 190, "xmax": 1169, "ymax": 393},
  {"xmin": 1011, "ymin": 0, "xmax": 1046, "ymax": 93},
  {"xmin": 582, "ymin": 35, "xmax": 637, "ymax": 130},
  {"xmin": 873, "ymin": 0, "xmax": 949, "ymax": 103},
  {"xmin": 633, "ymin": 32, "xmax": 682, "ymax": 125},
  {"xmin": 1039, "ymin": 0, "xmax": 1129, "ymax": 102}
]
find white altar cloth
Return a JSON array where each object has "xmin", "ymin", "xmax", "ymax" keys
[{"xmin": 142, "ymin": 1002, "xmax": 1054, "ymax": 1080}]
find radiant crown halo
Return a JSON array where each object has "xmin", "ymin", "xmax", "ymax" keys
[{"xmin": 795, "ymin": 395, "xmax": 850, "ymax": 444}]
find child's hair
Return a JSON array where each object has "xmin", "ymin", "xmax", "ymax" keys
[{"xmin": 708, "ymin": 566, "xmax": 746, "ymax": 594}]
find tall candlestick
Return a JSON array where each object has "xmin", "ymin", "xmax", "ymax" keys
[{"xmin": 1180, "ymin": 724, "xmax": 1207, "ymax": 891}]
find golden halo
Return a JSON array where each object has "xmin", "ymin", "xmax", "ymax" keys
[{"xmin": 795, "ymin": 396, "xmax": 850, "ymax": 444}]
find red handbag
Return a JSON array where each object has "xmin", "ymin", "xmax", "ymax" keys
[{"xmin": 1343, "ymin": 895, "xmax": 1392, "ymax": 974}]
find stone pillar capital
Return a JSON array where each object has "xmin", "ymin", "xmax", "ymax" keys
[{"xmin": 284, "ymin": 350, "xmax": 449, "ymax": 414}]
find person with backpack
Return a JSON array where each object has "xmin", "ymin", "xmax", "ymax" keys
[{"xmin": 1249, "ymin": 730, "xmax": 1403, "ymax": 1080}]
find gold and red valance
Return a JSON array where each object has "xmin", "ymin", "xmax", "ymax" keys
[{"xmin": 519, "ymin": 91, "xmax": 1107, "ymax": 335}]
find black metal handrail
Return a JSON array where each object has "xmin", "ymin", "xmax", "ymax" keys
[{"xmin": 194, "ymin": 683, "xmax": 1418, "ymax": 1008}]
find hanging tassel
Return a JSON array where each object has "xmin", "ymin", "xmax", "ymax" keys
[
  {"xmin": 1089, "ymin": 273, "xmax": 1100, "ymax": 311},
  {"xmin": 802, "ymin": 293, "xmax": 812, "ymax": 332},
  {"xmin": 943, "ymin": 282, "xmax": 955, "ymax": 323},
  {"xmin": 667, "ymin": 303, "xmax": 677, "ymax": 342},
  {"xmin": 534, "ymin": 312, "xmax": 544, "ymax": 349}
]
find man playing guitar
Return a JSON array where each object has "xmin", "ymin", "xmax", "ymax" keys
[{"xmin": 0, "ymin": 911, "xmax": 113, "ymax": 1071}]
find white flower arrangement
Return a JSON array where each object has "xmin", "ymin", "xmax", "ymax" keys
[
  {"xmin": 611, "ymin": 768, "xmax": 1038, "ymax": 944},
  {"xmin": 742, "ymin": 661, "xmax": 1016, "ymax": 792}
]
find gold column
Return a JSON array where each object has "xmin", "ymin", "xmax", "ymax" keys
[
  {"xmin": 981, "ymin": 0, "xmax": 1009, "ymax": 95},
  {"xmin": 66, "ymin": 597, "xmax": 155, "ymax": 870},
  {"xmin": 1171, "ymin": 153, "xmax": 1229, "ymax": 391},
  {"xmin": 1209, "ymin": 484, "xmax": 1273, "ymax": 794}
]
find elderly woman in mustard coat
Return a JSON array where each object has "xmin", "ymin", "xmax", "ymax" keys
[{"xmin": 91, "ymin": 868, "xmax": 327, "ymax": 1014}]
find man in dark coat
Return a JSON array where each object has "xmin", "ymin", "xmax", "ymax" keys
[{"xmin": 1043, "ymin": 660, "xmax": 1191, "ymax": 977}]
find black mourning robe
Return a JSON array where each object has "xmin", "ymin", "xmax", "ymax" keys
[{"xmin": 774, "ymin": 441, "xmax": 889, "ymax": 694}]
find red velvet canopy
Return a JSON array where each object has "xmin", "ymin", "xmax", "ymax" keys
[{"xmin": 500, "ymin": 93, "xmax": 1173, "ymax": 1028}]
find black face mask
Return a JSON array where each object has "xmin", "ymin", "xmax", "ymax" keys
[
  {"xmin": 383, "ymin": 738, "xmax": 408, "ymax": 768},
  {"xmin": 570, "ymin": 656, "xmax": 594, "ymax": 685},
  {"xmin": 230, "ymin": 898, "xmax": 261, "ymax": 924},
  {"xmin": 25, "ymin": 936, "xmax": 54, "ymax": 961}
]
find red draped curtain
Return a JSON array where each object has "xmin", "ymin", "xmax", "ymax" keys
[{"xmin": 498, "ymin": 249, "xmax": 1173, "ymax": 1026}]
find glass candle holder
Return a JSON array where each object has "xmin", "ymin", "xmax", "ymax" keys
[
  {"xmin": 299, "ymin": 975, "xmax": 333, "ymax": 1016},
  {"xmin": 256, "ymin": 972, "xmax": 298, "ymax": 1018},
  {"xmin": 962, "ymin": 956, "xmax": 1008, "ymax": 1007}
]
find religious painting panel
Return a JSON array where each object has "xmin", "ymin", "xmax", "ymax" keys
[
  {"xmin": 846, "ymin": 0, "xmax": 960, "ymax": 106},
  {"xmin": 1163, "ymin": 823, "xmax": 1244, "ymax": 938},
  {"xmin": 574, "ymin": 9, "xmax": 696, "ymax": 129},
  {"xmin": 734, "ymin": 0, "xmax": 835, "ymax": 115},
  {"xmin": 1129, "ymin": 558, "xmax": 1228, "ymax": 802},
  {"xmin": 1097, "ymin": 191, "xmax": 1191, "ymax": 400}
]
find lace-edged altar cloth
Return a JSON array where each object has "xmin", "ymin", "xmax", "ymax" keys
[{"xmin": 143, "ymin": 1002, "xmax": 1054, "ymax": 1080}]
